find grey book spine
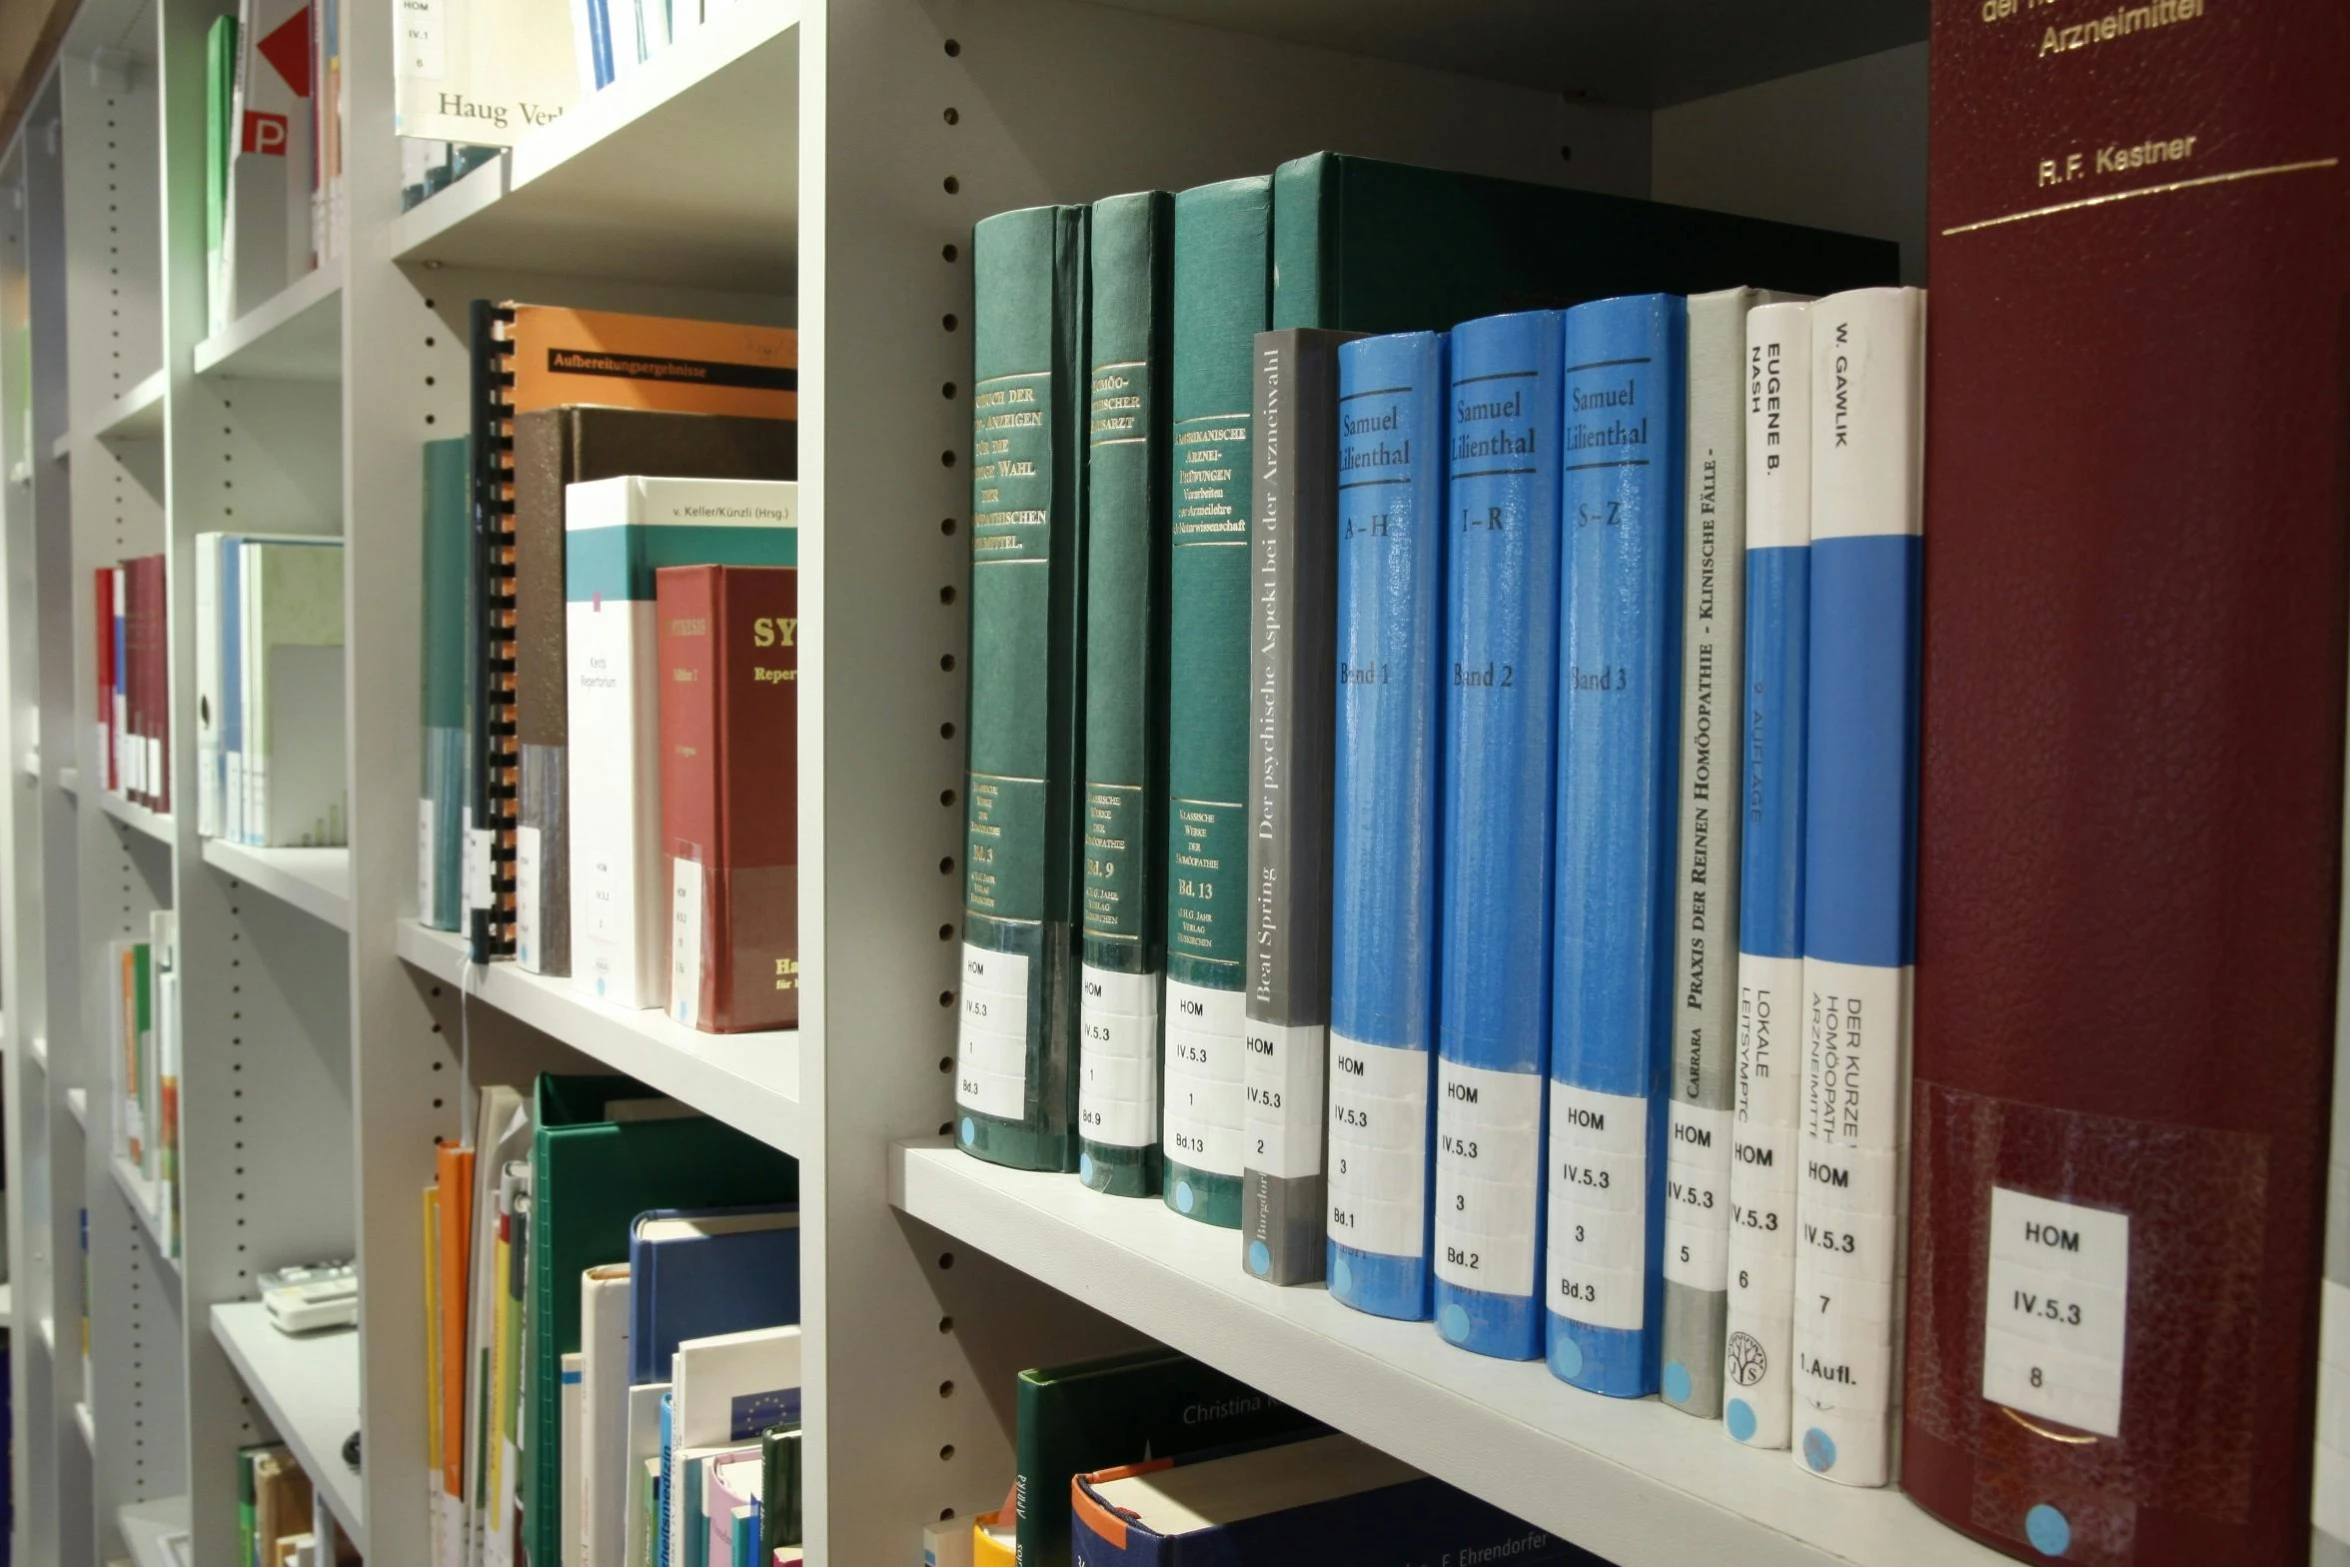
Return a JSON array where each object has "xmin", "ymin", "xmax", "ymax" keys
[
  {"xmin": 1662, "ymin": 288, "xmax": 1785, "ymax": 1413},
  {"xmin": 1240, "ymin": 327, "xmax": 1360, "ymax": 1283}
]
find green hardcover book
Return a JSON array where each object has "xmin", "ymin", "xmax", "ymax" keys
[
  {"xmin": 204, "ymin": 15, "xmax": 237, "ymax": 335},
  {"xmin": 759, "ymin": 1420, "xmax": 803, "ymax": 1552},
  {"xmin": 421, "ymin": 436, "xmax": 470, "ymax": 930},
  {"xmin": 1270, "ymin": 150, "xmax": 1897, "ymax": 334},
  {"xmin": 1013, "ymin": 1348, "xmax": 1319, "ymax": 1567},
  {"xmin": 1161, "ymin": 177, "xmax": 1270, "ymax": 1229},
  {"xmin": 1076, "ymin": 190, "xmax": 1172, "ymax": 1199},
  {"xmin": 958, "ymin": 204, "xmax": 1090, "ymax": 1174},
  {"xmin": 524, "ymin": 1075, "xmax": 798, "ymax": 1567}
]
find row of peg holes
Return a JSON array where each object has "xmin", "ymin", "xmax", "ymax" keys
[{"xmin": 937, "ymin": 36, "xmax": 968, "ymax": 1524}]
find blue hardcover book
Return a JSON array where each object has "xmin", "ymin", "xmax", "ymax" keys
[
  {"xmin": 627, "ymin": 1207, "xmax": 802, "ymax": 1385},
  {"xmin": 1430, "ymin": 311, "xmax": 1563, "ymax": 1360},
  {"xmin": 1791, "ymin": 286, "xmax": 1924, "ymax": 1488},
  {"xmin": 1545, "ymin": 293, "xmax": 1686, "ymax": 1397},
  {"xmin": 657, "ymin": 1390, "xmax": 675, "ymax": 1567},
  {"xmin": 1069, "ymin": 1432, "xmax": 1593, "ymax": 1567},
  {"xmin": 1723, "ymin": 300, "xmax": 1812, "ymax": 1450},
  {"xmin": 218, "ymin": 536, "xmax": 240, "ymax": 834},
  {"xmin": 1326, "ymin": 331, "xmax": 1447, "ymax": 1323}
]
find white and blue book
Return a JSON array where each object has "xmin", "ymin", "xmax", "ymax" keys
[
  {"xmin": 242, "ymin": 537, "xmax": 347, "ymax": 847},
  {"xmin": 1792, "ymin": 285, "xmax": 1925, "ymax": 1488},
  {"xmin": 1327, "ymin": 330, "xmax": 1447, "ymax": 1322},
  {"xmin": 1545, "ymin": 293, "xmax": 1686, "ymax": 1397},
  {"xmin": 1723, "ymin": 301, "xmax": 1813, "ymax": 1450},
  {"xmin": 667, "ymin": 1326, "xmax": 802, "ymax": 1567},
  {"xmin": 564, "ymin": 475, "xmax": 796, "ymax": 1009},
  {"xmin": 1432, "ymin": 310, "xmax": 1563, "ymax": 1360}
]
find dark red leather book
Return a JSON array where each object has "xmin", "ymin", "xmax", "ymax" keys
[
  {"xmin": 144, "ymin": 554, "xmax": 168, "ymax": 813},
  {"xmin": 1909, "ymin": 5, "xmax": 2349, "ymax": 1563},
  {"xmin": 655, "ymin": 564, "xmax": 798, "ymax": 1033},
  {"xmin": 94, "ymin": 567, "xmax": 115, "ymax": 792}
]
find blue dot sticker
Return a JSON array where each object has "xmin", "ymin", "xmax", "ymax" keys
[
  {"xmin": 1175, "ymin": 1180, "xmax": 1196, "ymax": 1214},
  {"xmin": 1726, "ymin": 1399, "xmax": 1757, "ymax": 1443},
  {"xmin": 1439, "ymin": 1303, "xmax": 1470, "ymax": 1343},
  {"xmin": 2025, "ymin": 1504, "xmax": 2071, "ymax": 1558},
  {"xmin": 1079, "ymin": 1153, "xmax": 1096, "ymax": 1184},
  {"xmin": 1551, "ymin": 1335, "xmax": 1584, "ymax": 1381},
  {"xmin": 1663, "ymin": 1361, "xmax": 1693, "ymax": 1405},
  {"xmin": 1801, "ymin": 1427, "xmax": 1837, "ymax": 1473},
  {"xmin": 1332, "ymin": 1256, "xmax": 1354, "ymax": 1300},
  {"xmin": 1247, "ymin": 1240, "xmax": 1271, "ymax": 1277},
  {"xmin": 959, "ymin": 1117, "xmax": 975, "ymax": 1145}
]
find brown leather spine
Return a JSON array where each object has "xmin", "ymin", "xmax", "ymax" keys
[{"xmin": 1910, "ymin": 3, "xmax": 2350, "ymax": 1562}]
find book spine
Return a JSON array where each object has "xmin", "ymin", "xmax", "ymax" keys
[
  {"xmin": 1161, "ymin": 176, "xmax": 1270, "ymax": 1228},
  {"xmin": 1432, "ymin": 309, "xmax": 1563, "ymax": 1360},
  {"xmin": 1660, "ymin": 290, "xmax": 1755, "ymax": 1417},
  {"xmin": 113, "ymin": 567, "xmax": 126, "ymax": 797},
  {"xmin": 149, "ymin": 554, "xmax": 169, "ymax": 812},
  {"xmin": 957, "ymin": 205, "xmax": 1088, "ymax": 1173},
  {"xmin": 1722, "ymin": 301, "xmax": 1810, "ymax": 1452},
  {"xmin": 1076, "ymin": 190, "xmax": 1170, "ymax": 1197},
  {"xmin": 710, "ymin": 566, "xmax": 799, "ymax": 1031},
  {"xmin": 468, "ymin": 299, "xmax": 519, "ymax": 960},
  {"xmin": 93, "ymin": 567, "xmax": 111, "ymax": 792},
  {"xmin": 1241, "ymin": 327, "xmax": 1351, "ymax": 1282},
  {"xmin": 566, "ymin": 518, "xmax": 668, "ymax": 1010},
  {"xmin": 1546, "ymin": 294, "xmax": 1685, "ymax": 1397},
  {"xmin": 514, "ymin": 410, "xmax": 572, "ymax": 976},
  {"xmin": 1327, "ymin": 331, "xmax": 1446, "ymax": 1323},
  {"xmin": 658, "ymin": 567, "xmax": 721, "ymax": 1031},
  {"xmin": 1793, "ymin": 286, "xmax": 1922, "ymax": 1489},
  {"xmin": 197, "ymin": 537, "xmax": 219, "ymax": 838}
]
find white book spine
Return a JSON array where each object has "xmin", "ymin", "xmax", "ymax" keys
[
  {"xmin": 580, "ymin": 1266, "xmax": 631, "ymax": 1567},
  {"xmin": 1724, "ymin": 301, "xmax": 1812, "ymax": 1452},
  {"xmin": 233, "ymin": 540, "xmax": 254, "ymax": 841},
  {"xmin": 111, "ymin": 568, "xmax": 127, "ymax": 797},
  {"xmin": 1792, "ymin": 286, "xmax": 1925, "ymax": 1488}
]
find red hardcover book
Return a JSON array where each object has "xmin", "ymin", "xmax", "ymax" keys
[
  {"xmin": 1909, "ymin": 6, "xmax": 2347, "ymax": 1564},
  {"xmin": 146, "ymin": 554, "xmax": 169, "ymax": 813},
  {"xmin": 93, "ymin": 567, "xmax": 115, "ymax": 792},
  {"xmin": 126, "ymin": 558, "xmax": 149, "ymax": 806},
  {"xmin": 655, "ymin": 564, "xmax": 799, "ymax": 1032}
]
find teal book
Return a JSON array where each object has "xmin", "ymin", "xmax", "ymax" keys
[
  {"xmin": 959, "ymin": 204, "xmax": 1090, "ymax": 1174},
  {"xmin": 1077, "ymin": 190, "xmax": 1173, "ymax": 1198},
  {"xmin": 524, "ymin": 1076, "xmax": 798, "ymax": 1567},
  {"xmin": 1270, "ymin": 151, "xmax": 1896, "ymax": 334},
  {"xmin": 420, "ymin": 436, "xmax": 471, "ymax": 931},
  {"xmin": 1161, "ymin": 176, "xmax": 1270, "ymax": 1229}
]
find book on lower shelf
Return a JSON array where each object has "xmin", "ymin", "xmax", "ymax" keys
[
  {"xmin": 94, "ymin": 555, "xmax": 168, "ymax": 812},
  {"xmin": 198, "ymin": 531, "xmax": 347, "ymax": 847}
]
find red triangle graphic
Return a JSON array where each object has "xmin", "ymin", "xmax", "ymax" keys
[{"xmin": 259, "ymin": 6, "xmax": 312, "ymax": 99}]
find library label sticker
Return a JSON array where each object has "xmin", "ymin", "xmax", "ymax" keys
[{"xmin": 1981, "ymin": 1186, "xmax": 2129, "ymax": 1437}]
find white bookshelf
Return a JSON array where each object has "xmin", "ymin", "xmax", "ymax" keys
[{"xmin": 0, "ymin": 1, "xmax": 1958, "ymax": 1565}]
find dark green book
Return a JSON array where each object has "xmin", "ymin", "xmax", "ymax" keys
[
  {"xmin": 1161, "ymin": 177, "xmax": 1270, "ymax": 1229},
  {"xmin": 1270, "ymin": 150, "xmax": 1897, "ymax": 333},
  {"xmin": 523, "ymin": 1075, "xmax": 798, "ymax": 1567},
  {"xmin": 959, "ymin": 204, "xmax": 1090, "ymax": 1174},
  {"xmin": 758, "ymin": 1419, "xmax": 803, "ymax": 1552},
  {"xmin": 420, "ymin": 436, "xmax": 471, "ymax": 931},
  {"xmin": 1014, "ymin": 1348, "xmax": 1319, "ymax": 1567},
  {"xmin": 1076, "ymin": 190, "xmax": 1172, "ymax": 1198}
]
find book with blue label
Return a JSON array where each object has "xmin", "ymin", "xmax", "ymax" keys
[
  {"xmin": 1326, "ymin": 330, "xmax": 1447, "ymax": 1324},
  {"xmin": 1431, "ymin": 310, "xmax": 1564, "ymax": 1360},
  {"xmin": 1546, "ymin": 293, "xmax": 1686, "ymax": 1398},
  {"xmin": 627, "ymin": 1206, "xmax": 801, "ymax": 1385},
  {"xmin": 1069, "ymin": 1432, "xmax": 1595, "ymax": 1567}
]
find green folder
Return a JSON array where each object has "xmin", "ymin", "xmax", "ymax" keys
[
  {"xmin": 204, "ymin": 16, "xmax": 236, "ymax": 327},
  {"xmin": 526, "ymin": 1075, "xmax": 798, "ymax": 1567}
]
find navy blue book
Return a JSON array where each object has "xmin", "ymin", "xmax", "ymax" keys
[
  {"xmin": 1070, "ymin": 1432, "xmax": 1593, "ymax": 1567},
  {"xmin": 1546, "ymin": 293, "xmax": 1687, "ymax": 1397},
  {"xmin": 627, "ymin": 1206, "xmax": 802, "ymax": 1386},
  {"xmin": 1431, "ymin": 311, "xmax": 1563, "ymax": 1360},
  {"xmin": 1326, "ymin": 331, "xmax": 1447, "ymax": 1323}
]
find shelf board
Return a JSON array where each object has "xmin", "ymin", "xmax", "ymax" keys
[
  {"xmin": 37, "ymin": 1315, "xmax": 53, "ymax": 1355},
  {"xmin": 117, "ymin": 1495, "xmax": 190, "ymax": 1567},
  {"xmin": 76, "ymin": 367, "xmax": 168, "ymax": 451},
  {"xmin": 391, "ymin": 0, "xmax": 798, "ymax": 290},
  {"xmin": 200, "ymin": 839, "xmax": 352, "ymax": 930},
  {"xmin": 1082, "ymin": 0, "xmax": 1925, "ymax": 107},
  {"xmin": 892, "ymin": 1142, "xmax": 2009, "ymax": 1567},
  {"xmin": 66, "ymin": 1087, "xmax": 87, "ymax": 1128},
  {"xmin": 397, "ymin": 921, "xmax": 802, "ymax": 1154},
  {"xmin": 58, "ymin": 764, "xmax": 79, "ymax": 798},
  {"xmin": 211, "ymin": 1302, "xmax": 367, "ymax": 1550},
  {"xmin": 72, "ymin": 1399, "xmax": 93, "ymax": 1447},
  {"xmin": 108, "ymin": 1153, "xmax": 180, "ymax": 1281},
  {"xmin": 95, "ymin": 789, "xmax": 173, "ymax": 845},
  {"xmin": 0, "ymin": 1280, "xmax": 15, "ymax": 1327},
  {"xmin": 29, "ymin": 1032, "xmax": 48, "ymax": 1072},
  {"xmin": 194, "ymin": 262, "xmax": 343, "ymax": 380}
]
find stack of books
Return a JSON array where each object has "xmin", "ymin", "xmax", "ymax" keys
[
  {"xmin": 421, "ymin": 1074, "xmax": 799, "ymax": 1567},
  {"xmin": 413, "ymin": 304, "xmax": 801, "ymax": 1039},
  {"xmin": 93, "ymin": 555, "xmax": 168, "ymax": 811},
  {"xmin": 193, "ymin": 532, "xmax": 347, "ymax": 848},
  {"xmin": 104, "ymin": 911, "xmax": 181, "ymax": 1258},
  {"xmin": 955, "ymin": 150, "xmax": 1931, "ymax": 1483}
]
